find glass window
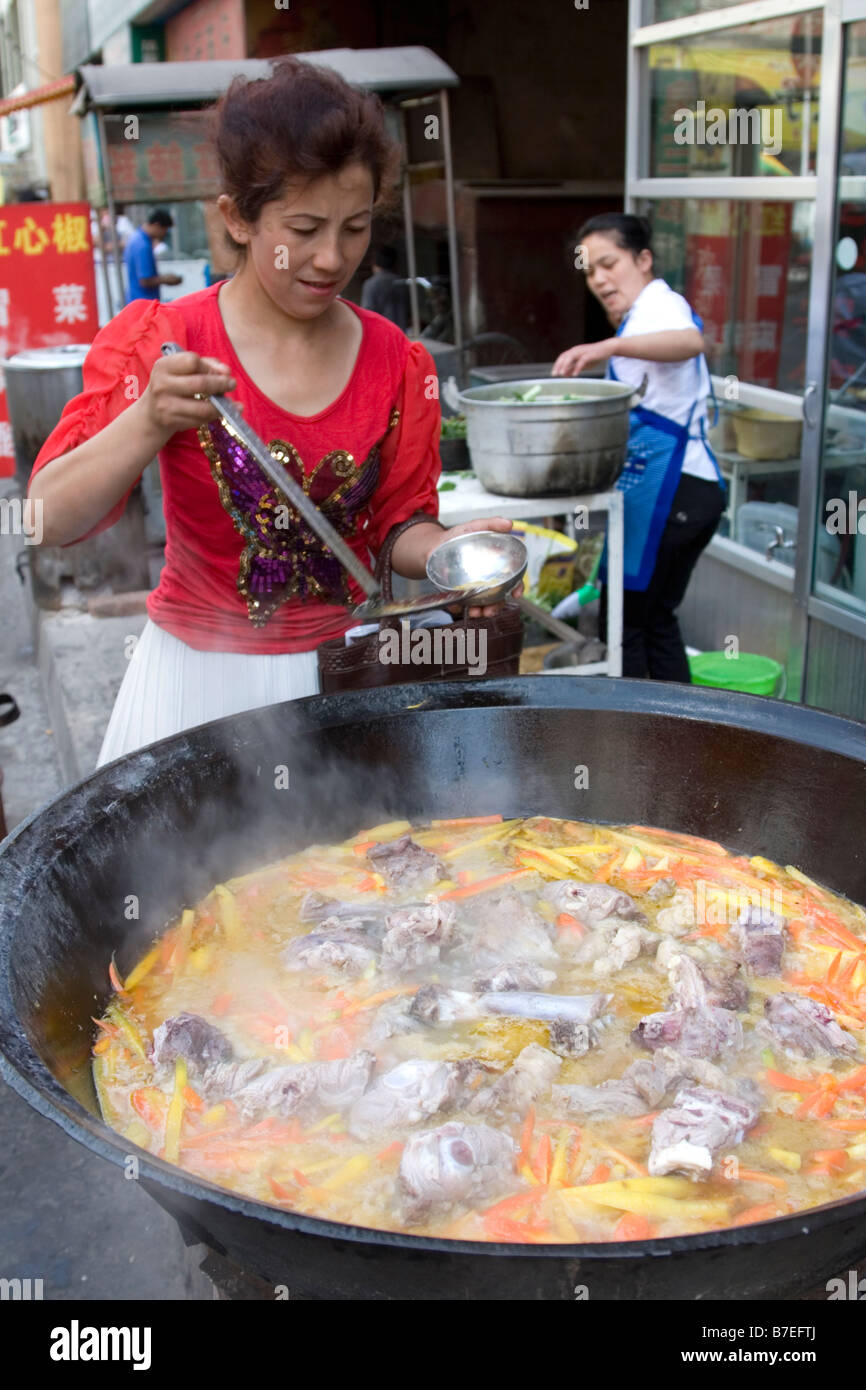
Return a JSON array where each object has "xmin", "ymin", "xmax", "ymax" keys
[
  {"xmin": 814, "ymin": 21, "xmax": 866, "ymax": 618},
  {"xmin": 647, "ymin": 12, "xmax": 822, "ymax": 178},
  {"xmin": 648, "ymin": 197, "xmax": 813, "ymax": 393},
  {"xmin": 650, "ymin": 2, "xmax": 751, "ymax": 20}
]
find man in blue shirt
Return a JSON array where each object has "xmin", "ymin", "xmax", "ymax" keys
[{"xmin": 124, "ymin": 208, "xmax": 183, "ymax": 304}]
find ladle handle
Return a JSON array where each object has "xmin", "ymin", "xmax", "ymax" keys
[{"xmin": 516, "ymin": 594, "xmax": 586, "ymax": 646}]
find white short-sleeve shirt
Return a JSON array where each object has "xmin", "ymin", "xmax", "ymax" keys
[{"xmin": 608, "ymin": 277, "xmax": 718, "ymax": 482}]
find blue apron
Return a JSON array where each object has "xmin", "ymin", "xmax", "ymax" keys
[{"xmin": 602, "ymin": 311, "xmax": 725, "ymax": 592}]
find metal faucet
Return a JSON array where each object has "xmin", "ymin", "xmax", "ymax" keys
[{"xmin": 765, "ymin": 526, "xmax": 796, "ymax": 562}]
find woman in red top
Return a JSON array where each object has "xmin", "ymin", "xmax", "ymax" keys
[{"xmin": 29, "ymin": 59, "xmax": 512, "ymax": 766}]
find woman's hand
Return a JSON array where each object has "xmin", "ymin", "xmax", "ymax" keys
[
  {"xmin": 431, "ymin": 517, "xmax": 524, "ymax": 618},
  {"xmin": 552, "ymin": 339, "xmax": 616, "ymax": 378},
  {"xmin": 139, "ymin": 351, "xmax": 237, "ymax": 443}
]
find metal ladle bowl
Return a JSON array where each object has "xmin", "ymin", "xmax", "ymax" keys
[{"xmin": 426, "ymin": 530, "xmax": 528, "ymax": 604}]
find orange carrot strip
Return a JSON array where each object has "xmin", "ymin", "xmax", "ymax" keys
[
  {"xmin": 826, "ymin": 951, "xmax": 843, "ymax": 985},
  {"xmin": 482, "ymin": 1188, "xmax": 547, "ymax": 1221},
  {"xmin": 623, "ymin": 1111, "xmax": 660, "ymax": 1128},
  {"xmin": 838, "ymin": 1066, "xmax": 866, "ymax": 1092},
  {"xmin": 533, "ymin": 1133, "xmax": 552, "ymax": 1184},
  {"xmin": 268, "ymin": 1175, "xmax": 295, "ymax": 1202},
  {"xmin": 599, "ymin": 1144, "xmax": 647, "ymax": 1178},
  {"xmin": 339, "ymin": 986, "xmax": 415, "ymax": 1019},
  {"xmin": 734, "ymin": 1168, "xmax": 788, "ymax": 1191},
  {"xmin": 108, "ymin": 959, "xmax": 128, "ymax": 995},
  {"xmin": 438, "ymin": 868, "xmax": 533, "ymax": 901},
  {"xmin": 93, "ymin": 1037, "xmax": 112, "ymax": 1055},
  {"xmin": 587, "ymin": 1163, "xmax": 611, "ymax": 1184},
  {"xmin": 614, "ymin": 1213, "xmax": 656, "ymax": 1241},
  {"xmin": 519, "ymin": 1106, "xmax": 536, "ymax": 1167},
  {"xmin": 292, "ymin": 1168, "xmax": 311, "ymax": 1188},
  {"xmin": 807, "ymin": 1148, "xmax": 848, "ymax": 1173},
  {"xmin": 556, "ymin": 912, "xmax": 586, "ymax": 937},
  {"xmin": 352, "ymin": 841, "xmax": 376, "ymax": 857},
  {"xmin": 211, "ymin": 992, "xmax": 233, "ymax": 1017},
  {"xmin": 376, "ymin": 1140, "xmax": 404, "ymax": 1162},
  {"xmin": 764, "ymin": 1068, "xmax": 817, "ymax": 1093},
  {"xmin": 183, "ymin": 1086, "xmax": 204, "ymax": 1112},
  {"xmin": 732, "ymin": 1203, "xmax": 779, "ymax": 1227}
]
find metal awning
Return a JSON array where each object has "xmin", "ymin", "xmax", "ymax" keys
[{"xmin": 72, "ymin": 48, "xmax": 459, "ymax": 114}]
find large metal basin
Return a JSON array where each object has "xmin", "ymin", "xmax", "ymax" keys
[{"xmin": 458, "ymin": 377, "xmax": 643, "ymax": 497}]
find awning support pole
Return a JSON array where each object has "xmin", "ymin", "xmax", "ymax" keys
[
  {"xmin": 399, "ymin": 106, "xmax": 421, "ymax": 337},
  {"xmin": 96, "ymin": 111, "xmax": 124, "ymax": 316},
  {"xmin": 439, "ymin": 87, "xmax": 463, "ymax": 351}
]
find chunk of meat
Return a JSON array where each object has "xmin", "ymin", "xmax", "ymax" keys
[
  {"xmin": 409, "ymin": 985, "xmax": 480, "ymax": 1027},
  {"xmin": 555, "ymin": 1057, "xmax": 673, "ymax": 1119},
  {"xmin": 233, "ymin": 1051, "xmax": 375, "ymax": 1119},
  {"xmin": 478, "ymin": 991, "xmax": 612, "ymax": 1025},
  {"xmin": 578, "ymin": 922, "xmax": 657, "ymax": 976},
  {"xmin": 548, "ymin": 1018, "xmax": 596, "ymax": 1058},
  {"xmin": 381, "ymin": 900, "xmax": 456, "ymax": 973},
  {"xmin": 469, "ymin": 1043, "xmax": 562, "ymax": 1120},
  {"xmin": 399, "ymin": 1122, "xmax": 517, "ymax": 1220},
  {"xmin": 632, "ymin": 1005, "xmax": 742, "ymax": 1060},
  {"xmin": 472, "ymin": 960, "xmax": 556, "ymax": 993},
  {"xmin": 732, "ymin": 906, "xmax": 787, "ymax": 977},
  {"xmin": 348, "ymin": 1059, "xmax": 465, "ymax": 1140},
  {"xmin": 151, "ymin": 1013, "xmax": 233, "ymax": 1068},
  {"xmin": 197, "ymin": 1058, "xmax": 266, "ymax": 1101},
  {"xmin": 299, "ymin": 894, "xmax": 385, "ymax": 928},
  {"xmin": 648, "ymin": 1086, "xmax": 759, "ymax": 1177},
  {"xmin": 647, "ymin": 877, "xmax": 677, "ymax": 902},
  {"xmin": 667, "ymin": 952, "xmax": 748, "ymax": 1013},
  {"xmin": 463, "ymin": 887, "xmax": 556, "ymax": 965},
  {"xmin": 367, "ymin": 835, "xmax": 444, "ymax": 891},
  {"xmin": 544, "ymin": 881, "xmax": 646, "ymax": 927},
  {"xmin": 282, "ymin": 926, "xmax": 377, "ymax": 977},
  {"xmin": 763, "ymin": 993, "xmax": 858, "ymax": 1059},
  {"xmin": 367, "ymin": 993, "xmax": 423, "ymax": 1041},
  {"xmin": 654, "ymin": 889, "xmax": 696, "ymax": 936}
]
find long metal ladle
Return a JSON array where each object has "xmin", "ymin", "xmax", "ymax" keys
[{"xmin": 160, "ymin": 342, "xmax": 491, "ymax": 620}]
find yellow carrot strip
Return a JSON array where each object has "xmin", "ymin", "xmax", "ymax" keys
[
  {"xmin": 164, "ymin": 1058, "xmax": 187, "ymax": 1163},
  {"xmin": 122, "ymin": 944, "xmax": 161, "ymax": 992},
  {"xmin": 214, "ymin": 886, "xmax": 242, "ymax": 942},
  {"xmin": 442, "ymin": 824, "xmax": 520, "ymax": 858},
  {"xmin": 320, "ymin": 1154, "xmax": 371, "ymax": 1191},
  {"xmin": 438, "ymin": 869, "xmax": 534, "ymax": 901},
  {"xmin": 549, "ymin": 1132, "xmax": 570, "ymax": 1187},
  {"xmin": 106, "ymin": 1004, "xmax": 147, "ymax": 1060},
  {"xmin": 557, "ymin": 843, "xmax": 617, "ymax": 858},
  {"xmin": 201, "ymin": 1103, "xmax": 227, "ymax": 1128},
  {"xmin": 513, "ymin": 844, "xmax": 578, "ymax": 875},
  {"xmin": 306, "ymin": 1113, "xmax": 343, "ymax": 1134}
]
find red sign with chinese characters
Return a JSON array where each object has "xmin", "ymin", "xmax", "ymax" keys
[{"xmin": 0, "ymin": 201, "xmax": 99, "ymax": 476}]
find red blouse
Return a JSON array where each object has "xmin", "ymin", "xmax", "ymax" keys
[{"xmin": 29, "ymin": 283, "xmax": 442, "ymax": 654}]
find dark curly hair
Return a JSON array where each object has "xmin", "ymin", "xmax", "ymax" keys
[{"xmin": 211, "ymin": 57, "xmax": 400, "ymax": 253}]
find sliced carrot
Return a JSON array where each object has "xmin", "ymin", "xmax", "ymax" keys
[
  {"xmin": 457, "ymin": 871, "xmax": 473, "ymax": 885},
  {"xmin": 764, "ymin": 1068, "xmax": 816, "ymax": 1093},
  {"xmin": 211, "ymin": 991, "xmax": 233, "ymax": 1017},
  {"xmin": 826, "ymin": 951, "xmax": 843, "ymax": 985},
  {"xmin": 339, "ymin": 986, "xmax": 415, "ymax": 1019},
  {"xmin": 731, "ymin": 1203, "xmax": 779, "ymax": 1226},
  {"xmin": 376, "ymin": 1140, "xmax": 405, "ymax": 1162},
  {"xmin": 623, "ymin": 1111, "xmax": 659, "ymax": 1128},
  {"xmin": 598, "ymin": 1144, "xmax": 647, "ymax": 1178},
  {"xmin": 734, "ymin": 1167, "xmax": 788, "ymax": 1191},
  {"xmin": 352, "ymin": 840, "xmax": 376, "ymax": 857},
  {"xmin": 108, "ymin": 959, "xmax": 128, "ymax": 995},
  {"xmin": 587, "ymin": 1163, "xmax": 611, "ymax": 1184},
  {"xmin": 614, "ymin": 1213, "xmax": 656, "ymax": 1241},
  {"xmin": 183, "ymin": 1086, "xmax": 204, "ymax": 1112},
  {"xmin": 438, "ymin": 868, "xmax": 534, "ymax": 901},
  {"xmin": 483, "ymin": 1214, "xmax": 551, "ymax": 1243},
  {"xmin": 292, "ymin": 1168, "xmax": 311, "ymax": 1187},
  {"xmin": 519, "ymin": 1106, "xmax": 536, "ymax": 1167},
  {"xmin": 354, "ymin": 875, "xmax": 379, "ymax": 892},
  {"xmin": 806, "ymin": 1148, "xmax": 848, "ymax": 1174},
  {"xmin": 268, "ymin": 1175, "xmax": 295, "ymax": 1202},
  {"xmin": 482, "ymin": 1188, "xmax": 546, "ymax": 1221},
  {"xmin": 556, "ymin": 912, "xmax": 586, "ymax": 937},
  {"xmin": 593, "ymin": 854, "xmax": 621, "ymax": 884},
  {"xmin": 533, "ymin": 1133, "xmax": 553, "ymax": 1184}
]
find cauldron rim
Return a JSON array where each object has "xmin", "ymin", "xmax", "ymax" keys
[{"xmin": 1, "ymin": 675, "xmax": 865, "ymax": 1270}]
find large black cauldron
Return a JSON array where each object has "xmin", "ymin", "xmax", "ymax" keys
[{"xmin": 1, "ymin": 677, "xmax": 865, "ymax": 1300}]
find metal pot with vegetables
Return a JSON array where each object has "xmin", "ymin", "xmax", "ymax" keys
[{"xmin": 457, "ymin": 378, "xmax": 647, "ymax": 498}]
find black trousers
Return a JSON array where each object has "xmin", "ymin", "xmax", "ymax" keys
[{"xmin": 601, "ymin": 473, "xmax": 726, "ymax": 683}]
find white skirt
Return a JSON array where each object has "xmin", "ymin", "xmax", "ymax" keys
[{"xmin": 97, "ymin": 619, "xmax": 321, "ymax": 768}]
